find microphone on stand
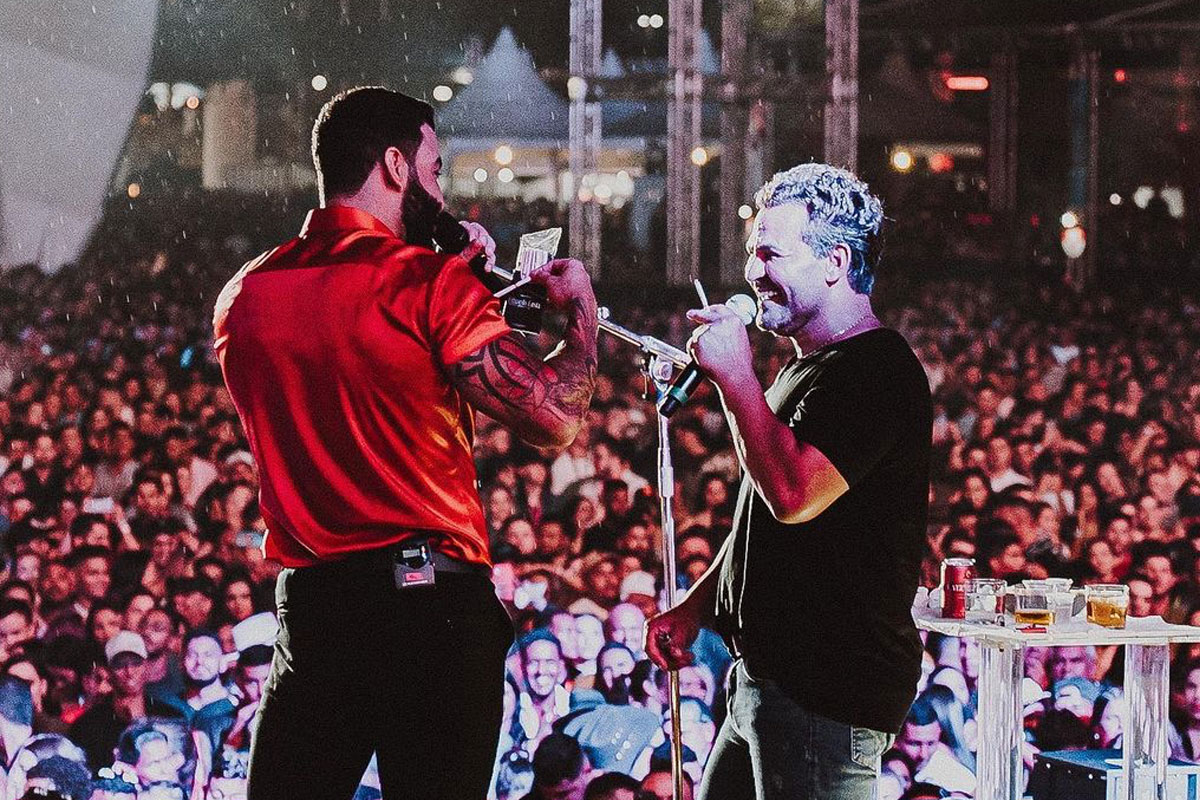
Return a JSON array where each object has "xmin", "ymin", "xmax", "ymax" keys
[{"xmin": 656, "ymin": 294, "xmax": 757, "ymax": 418}]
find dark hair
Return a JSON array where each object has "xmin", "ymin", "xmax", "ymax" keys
[
  {"xmin": 0, "ymin": 598, "xmax": 33, "ymax": 625},
  {"xmin": 181, "ymin": 627, "xmax": 220, "ymax": 651},
  {"xmin": 585, "ymin": 771, "xmax": 640, "ymax": 800},
  {"xmin": 24, "ymin": 755, "xmax": 91, "ymax": 800},
  {"xmin": 517, "ymin": 629, "xmax": 562, "ymax": 661},
  {"xmin": 115, "ymin": 719, "xmax": 169, "ymax": 765},
  {"xmin": 311, "ymin": 87, "xmax": 435, "ymax": 199},
  {"xmin": 532, "ymin": 732, "xmax": 585, "ymax": 785},
  {"xmin": 121, "ymin": 588, "xmax": 158, "ymax": 613},
  {"xmin": 69, "ymin": 513, "xmax": 112, "ymax": 546},
  {"xmin": 65, "ymin": 545, "xmax": 111, "ymax": 570},
  {"xmin": 905, "ymin": 693, "xmax": 938, "ymax": 727},
  {"xmin": 85, "ymin": 599, "xmax": 124, "ymax": 638}
]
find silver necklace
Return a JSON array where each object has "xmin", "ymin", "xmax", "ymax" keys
[{"xmin": 812, "ymin": 309, "xmax": 876, "ymax": 350}]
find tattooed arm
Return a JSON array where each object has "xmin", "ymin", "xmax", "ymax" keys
[{"xmin": 448, "ymin": 258, "xmax": 598, "ymax": 449}]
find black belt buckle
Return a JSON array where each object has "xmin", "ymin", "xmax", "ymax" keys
[{"xmin": 394, "ymin": 539, "xmax": 436, "ymax": 589}]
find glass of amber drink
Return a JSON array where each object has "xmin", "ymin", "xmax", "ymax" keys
[
  {"xmin": 1086, "ymin": 584, "xmax": 1129, "ymax": 629},
  {"xmin": 1011, "ymin": 587, "xmax": 1055, "ymax": 626}
]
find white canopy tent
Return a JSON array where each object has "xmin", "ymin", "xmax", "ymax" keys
[{"xmin": 0, "ymin": 0, "xmax": 157, "ymax": 271}]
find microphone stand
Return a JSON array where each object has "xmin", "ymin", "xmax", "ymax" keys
[
  {"xmin": 491, "ymin": 263, "xmax": 688, "ymax": 800},
  {"xmin": 656, "ymin": 400, "xmax": 686, "ymax": 800},
  {"xmin": 600, "ymin": 315, "xmax": 686, "ymax": 800}
]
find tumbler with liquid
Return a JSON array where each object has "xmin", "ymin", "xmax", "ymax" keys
[
  {"xmin": 1011, "ymin": 587, "xmax": 1054, "ymax": 626},
  {"xmin": 1086, "ymin": 584, "xmax": 1130, "ymax": 629}
]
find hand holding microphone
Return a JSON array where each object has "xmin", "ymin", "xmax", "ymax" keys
[
  {"xmin": 458, "ymin": 221, "xmax": 497, "ymax": 273},
  {"xmin": 658, "ymin": 294, "xmax": 757, "ymax": 417}
]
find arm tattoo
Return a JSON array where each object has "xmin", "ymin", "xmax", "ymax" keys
[{"xmin": 450, "ymin": 303, "xmax": 597, "ymax": 441}]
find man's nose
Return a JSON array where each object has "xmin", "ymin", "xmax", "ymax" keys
[{"xmin": 744, "ymin": 254, "xmax": 764, "ymax": 283}]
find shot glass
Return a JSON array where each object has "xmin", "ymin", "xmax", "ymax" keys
[
  {"xmin": 964, "ymin": 578, "xmax": 1006, "ymax": 624},
  {"xmin": 1085, "ymin": 584, "xmax": 1130, "ymax": 629}
]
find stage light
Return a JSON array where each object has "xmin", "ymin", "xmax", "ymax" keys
[
  {"xmin": 690, "ymin": 146, "xmax": 709, "ymax": 166},
  {"xmin": 1061, "ymin": 226, "xmax": 1086, "ymax": 259},
  {"xmin": 127, "ymin": 183, "xmax": 141, "ymax": 199},
  {"xmin": 1160, "ymin": 187, "xmax": 1185, "ymax": 219},
  {"xmin": 1060, "ymin": 211, "xmax": 1079, "ymax": 229},
  {"xmin": 432, "ymin": 85, "xmax": 453, "ymax": 102},
  {"xmin": 649, "ymin": 14, "xmax": 664, "ymax": 28},
  {"xmin": 473, "ymin": 168, "xmax": 488, "ymax": 183},
  {"xmin": 928, "ymin": 152, "xmax": 953, "ymax": 173},
  {"xmin": 567, "ymin": 76, "xmax": 587, "ymax": 101},
  {"xmin": 497, "ymin": 167, "xmax": 515, "ymax": 184},
  {"xmin": 1132, "ymin": 186, "xmax": 1153, "ymax": 209},
  {"xmin": 594, "ymin": 182, "xmax": 613, "ymax": 202},
  {"xmin": 451, "ymin": 67, "xmax": 474, "ymax": 85},
  {"xmin": 184, "ymin": 95, "xmax": 200, "ymax": 110},
  {"xmin": 738, "ymin": 204, "xmax": 753, "ymax": 220},
  {"xmin": 311, "ymin": 75, "xmax": 328, "ymax": 92},
  {"xmin": 1109, "ymin": 193, "xmax": 1122, "ymax": 206},
  {"xmin": 494, "ymin": 145, "xmax": 514, "ymax": 165},
  {"xmin": 945, "ymin": 76, "xmax": 989, "ymax": 91},
  {"xmin": 637, "ymin": 14, "xmax": 650, "ymax": 28},
  {"xmin": 1114, "ymin": 69, "xmax": 1127, "ymax": 83},
  {"xmin": 891, "ymin": 149, "xmax": 914, "ymax": 172}
]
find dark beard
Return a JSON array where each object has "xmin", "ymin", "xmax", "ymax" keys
[
  {"xmin": 601, "ymin": 674, "xmax": 632, "ymax": 705},
  {"xmin": 401, "ymin": 177, "xmax": 440, "ymax": 248}
]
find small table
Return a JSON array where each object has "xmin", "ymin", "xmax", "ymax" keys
[{"xmin": 915, "ymin": 612, "xmax": 1200, "ymax": 800}]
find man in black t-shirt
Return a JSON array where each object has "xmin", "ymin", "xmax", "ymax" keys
[{"xmin": 647, "ymin": 163, "xmax": 932, "ymax": 800}]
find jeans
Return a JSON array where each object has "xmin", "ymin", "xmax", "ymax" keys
[
  {"xmin": 699, "ymin": 661, "xmax": 894, "ymax": 800},
  {"xmin": 247, "ymin": 553, "xmax": 513, "ymax": 800}
]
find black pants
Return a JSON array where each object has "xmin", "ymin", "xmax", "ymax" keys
[{"xmin": 247, "ymin": 552, "xmax": 513, "ymax": 800}]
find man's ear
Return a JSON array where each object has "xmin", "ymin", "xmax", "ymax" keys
[
  {"xmin": 824, "ymin": 242, "xmax": 851, "ymax": 286},
  {"xmin": 381, "ymin": 146, "xmax": 409, "ymax": 193}
]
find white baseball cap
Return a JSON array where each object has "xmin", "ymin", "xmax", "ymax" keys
[
  {"xmin": 105, "ymin": 631, "xmax": 148, "ymax": 664},
  {"xmin": 232, "ymin": 612, "xmax": 279, "ymax": 653},
  {"xmin": 619, "ymin": 570, "xmax": 656, "ymax": 601}
]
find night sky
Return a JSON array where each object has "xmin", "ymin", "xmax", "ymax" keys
[{"xmin": 149, "ymin": 0, "xmax": 725, "ymax": 89}]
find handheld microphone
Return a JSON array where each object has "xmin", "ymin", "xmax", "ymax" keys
[
  {"xmin": 656, "ymin": 294, "xmax": 757, "ymax": 418},
  {"xmin": 430, "ymin": 211, "xmax": 489, "ymax": 272}
]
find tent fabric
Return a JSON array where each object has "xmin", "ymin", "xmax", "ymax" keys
[
  {"xmin": 0, "ymin": 0, "xmax": 158, "ymax": 271},
  {"xmin": 436, "ymin": 27, "xmax": 569, "ymax": 142}
]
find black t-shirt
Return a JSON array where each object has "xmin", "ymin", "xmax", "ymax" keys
[{"xmin": 714, "ymin": 327, "xmax": 932, "ymax": 734}]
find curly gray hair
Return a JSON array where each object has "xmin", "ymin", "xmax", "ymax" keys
[{"xmin": 754, "ymin": 163, "xmax": 884, "ymax": 294}]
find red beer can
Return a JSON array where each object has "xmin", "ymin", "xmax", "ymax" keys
[{"xmin": 941, "ymin": 558, "xmax": 976, "ymax": 619}]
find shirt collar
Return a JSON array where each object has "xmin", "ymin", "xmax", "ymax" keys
[{"xmin": 300, "ymin": 205, "xmax": 396, "ymax": 237}]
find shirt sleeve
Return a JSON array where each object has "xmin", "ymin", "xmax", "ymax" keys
[
  {"xmin": 428, "ymin": 255, "xmax": 513, "ymax": 366},
  {"xmin": 786, "ymin": 351, "xmax": 910, "ymax": 489}
]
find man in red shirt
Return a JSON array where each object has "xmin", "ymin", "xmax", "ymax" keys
[{"xmin": 213, "ymin": 87, "xmax": 597, "ymax": 799}]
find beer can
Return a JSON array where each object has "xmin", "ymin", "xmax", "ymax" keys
[{"xmin": 941, "ymin": 558, "xmax": 976, "ymax": 619}]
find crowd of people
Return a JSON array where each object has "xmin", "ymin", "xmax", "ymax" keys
[{"xmin": 0, "ymin": 187, "xmax": 1197, "ymax": 799}]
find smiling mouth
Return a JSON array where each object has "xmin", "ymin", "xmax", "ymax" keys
[{"xmin": 754, "ymin": 284, "xmax": 784, "ymax": 304}]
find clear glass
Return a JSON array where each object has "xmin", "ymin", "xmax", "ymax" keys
[
  {"xmin": 965, "ymin": 578, "xmax": 1007, "ymax": 623},
  {"xmin": 1021, "ymin": 578, "xmax": 1073, "ymax": 593},
  {"xmin": 1086, "ymin": 584, "xmax": 1130, "ymax": 629},
  {"xmin": 1048, "ymin": 589, "xmax": 1082, "ymax": 627},
  {"xmin": 1010, "ymin": 587, "xmax": 1054, "ymax": 626}
]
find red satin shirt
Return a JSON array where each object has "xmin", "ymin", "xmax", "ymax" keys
[{"xmin": 213, "ymin": 206, "xmax": 510, "ymax": 567}]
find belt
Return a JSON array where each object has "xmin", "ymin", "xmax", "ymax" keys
[{"xmin": 303, "ymin": 540, "xmax": 489, "ymax": 576}]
